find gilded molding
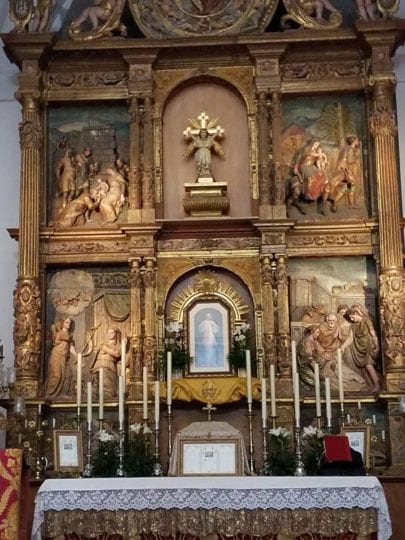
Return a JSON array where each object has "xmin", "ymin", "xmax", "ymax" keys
[
  {"xmin": 158, "ymin": 238, "xmax": 260, "ymax": 251},
  {"xmin": 46, "ymin": 241, "xmax": 128, "ymax": 255}
]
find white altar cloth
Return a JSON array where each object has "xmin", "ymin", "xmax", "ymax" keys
[{"xmin": 31, "ymin": 475, "xmax": 391, "ymax": 540}]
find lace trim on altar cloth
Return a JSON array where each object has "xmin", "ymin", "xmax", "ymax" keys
[{"xmin": 39, "ymin": 508, "xmax": 378, "ymax": 540}]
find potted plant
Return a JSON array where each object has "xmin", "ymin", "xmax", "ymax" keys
[
  {"xmin": 264, "ymin": 427, "xmax": 297, "ymax": 476},
  {"xmin": 228, "ymin": 322, "xmax": 252, "ymax": 374},
  {"xmin": 158, "ymin": 321, "xmax": 191, "ymax": 378}
]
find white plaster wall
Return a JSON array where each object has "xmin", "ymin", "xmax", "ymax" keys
[{"xmin": 0, "ymin": 4, "xmax": 404, "ymax": 367}]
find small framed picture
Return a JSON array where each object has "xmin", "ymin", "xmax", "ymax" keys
[
  {"xmin": 341, "ymin": 425, "xmax": 371, "ymax": 470},
  {"xmin": 53, "ymin": 430, "xmax": 83, "ymax": 474},
  {"xmin": 179, "ymin": 438, "xmax": 241, "ymax": 476}
]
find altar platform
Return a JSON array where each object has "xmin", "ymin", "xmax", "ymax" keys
[{"xmin": 31, "ymin": 476, "xmax": 390, "ymax": 540}]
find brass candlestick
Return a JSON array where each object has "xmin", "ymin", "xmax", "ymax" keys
[
  {"xmin": 167, "ymin": 404, "xmax": 173, "ymax": 460},
  {"xmin": 247, "ymin": 402, "xmax": 256, "ymax": 475},
  {"xmin": 261, "ymin": 425, "xmax": 268, "ymax": 475},
  {"xmin": 152, "ymin": 423, "xmax": 163, "ymax": 476},
  {"xmin": 294, "ymin": 425, "xmax": 306, "ymax": 477},
  {"xmin": 83, "ymin": 423, "xmax": 93, "ymax": 477},
  {"xmin": 116, "ymin": 426, "xmax": 125, "ymax": 477}
]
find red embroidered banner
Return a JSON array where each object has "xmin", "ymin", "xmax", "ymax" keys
[{"xmin": 0, "ymin": 449, "xmax": 23, "ymax": 540}]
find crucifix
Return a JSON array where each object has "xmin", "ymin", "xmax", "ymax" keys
[
  {"xmin": 202, "ymin": 402, "xmax": 217, "ymax": 421},
  {"xmin": 183, "ymin": 111, "xmax": 225, "ymax": 180}
]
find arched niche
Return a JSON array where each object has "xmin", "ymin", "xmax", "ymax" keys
[
  {"xmin": 162, "ymin": 80, "xmax": 251, "ymax": 219},
  {"xmin": 162, "ymin": 267, "xmax": 255, "ymax": 352}
]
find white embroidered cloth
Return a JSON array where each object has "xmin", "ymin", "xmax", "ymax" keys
[{"xmin": 31, "ymin": 475, "xmax": 391, "ymax": 540}]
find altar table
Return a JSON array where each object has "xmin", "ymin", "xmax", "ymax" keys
[{"xmin": 31, "ymin": 476, "xmax": 391, "ymax": 540}]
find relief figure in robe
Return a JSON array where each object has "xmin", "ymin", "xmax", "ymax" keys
[
  {"xmin": 45, "ymin": 317, "xmax": 76, "ymax": 399},
  {"xmin": 90, "ymin": 327, "xmax": 121, "ymax": 399}
]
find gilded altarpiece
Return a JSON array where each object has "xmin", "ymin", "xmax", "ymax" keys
[{"xmin": 2, "ymin": 0, "xmax": 405, "ymax": 479}]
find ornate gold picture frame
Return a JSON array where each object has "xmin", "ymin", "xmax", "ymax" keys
[{"xmin": 53, "ymin": 430, "xmax": 83, "ymax": 474}]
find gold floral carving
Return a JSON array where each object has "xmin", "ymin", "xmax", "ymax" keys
[
  {"xmin": 19, "ymin": 119, "xmax": 42, "ymax": 150},
  {"xmin": 47, "ymin": 241, "xmax": 128, "ymax": 255},
  {"xmin": 168, "ymin": 270, "xmax": 249, "ymax": 323},
  {"xmin": 128, "ymin": 0, "xmax": 278, "ymax": 38},
  {"xmin": 13, "ymin": 278, "xmax": 41, "ymax": 380},
  {"xmin": 158, "ymin": 238, "xmax": 260, "ymax": 251},
  {"xmin": 379, "ymin": 271, "xmax": 405, "ymax": 373},
  {"xmin": 48, "ymin": 72, "xmax": 128, "ymax": 89},
  {"xmin": 281, "ymin": 61, "xmax": 363, "ymax": 80},
  {"xmin": 370, "ymin": 107, "xmax": 397, "ymax": 137},
  {"xmin": 288, "ymin": 234, "xmax": 369, "ymax": 247},
  {"xmin": 263, "ymin": 233, "xmax": 285, "ymax": 246}
]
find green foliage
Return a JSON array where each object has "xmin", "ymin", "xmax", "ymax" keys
[
  {"xmin": 124, "ymin": 424, "xmax": 154, "ymax": 477},
  {"xmin": 159, "ymin": 321, "xmax": 192, "ymax": 375},
  {"xmin": 91, "ymin": 425, "xmax": 154, "ymax": 478},
  {"xmin": 91, "ymin": 438, "xmax": 119, "ymax": 478},
  {"xmin": 301, "ymin": 426, "xmax": 325, "ymax": 476},
  {"xmin": 264, "ymin": 427, "xmax": 297, "ymax": 476}
]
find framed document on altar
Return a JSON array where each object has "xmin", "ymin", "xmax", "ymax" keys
[
  {"xmin": 341, "ymin": 425, "xmax": 371, "ymax": 470},
  {"xmin": 180, "ymin": 439, "xmax": 240, "ymax": 476},
  {"xmin": 53, "ymin": 430, "xmax": 83, "ymax": 474}
]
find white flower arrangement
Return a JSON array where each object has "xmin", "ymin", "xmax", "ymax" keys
[
  {"xmin": 269, "ymin": 426, "xmax": 290, "ymax": 438},
  {"xmin": 97, "ymin": 429, "xmax": 115, "ymax": 442},
  {"xmin": 129, "ymin": 423, "xmax": 142, "ymax": 435},
  {"xmin": 302, "ymin": 425, "xmax": 324, "ymax": 439}
]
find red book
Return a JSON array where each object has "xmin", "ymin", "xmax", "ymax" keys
[{"xmin": 323, "ymin": 435, "xmax": 352, "ymax": 462}]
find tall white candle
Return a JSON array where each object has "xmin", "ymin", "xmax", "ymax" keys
[
  {"xmin": 118, "ymin": 375, "xmax": 124, "ymax": 430},
  {"xmin": 293, "ymin": 371, "xmax": 300, "ymax": 428},
  {"xmin": 325, "ymin": 377, "xmax": 332, "ymax": 427},
  {"xmin": 261, "ymin": 378, "xmax": 267, "ymax": 428},
  {"xmin": 291, "ymin": 340, "xmax": 297, "ymax": 375},
  {"xmin": 143, "ymin": 366, "xmax": 148, "ymax": 420},
  {"xmin": 87, "ymin": 381, "xmax": 92, "ymax": 428},
  {"xmin": 337, "ymin": 348, "xmax": 344, "ymax": 410},
  {"xmin": 246, "ymin": 350, "xmax": 252, "ymax": 404},
  {"xmin": 77, "ymin": 353, "xmax": 82, "ymax": 408},
  {"xmin": 167, "ymin": 351, "xmax": 172, "ymax": 406},
  {"xmin": 357, "ymin": 400, "xmax": 362, "ymax": 410},
  {"xmin": 121, "ymin": 338, "xmax": 126, "ymax": 389},
  {"xmin": 154, "ymin": 380, "xmax": 160, "ymax": 425},
  {"xmin": 270, "ymin": 363, "xmax": 276, "ymax": 418},
  {"xmin": 99, "ymin": 368, "xmax": 104, "ymax": 420},
  {"xmin": 314, "ymin": 362, "xmax": 321, "ymax": 417}
]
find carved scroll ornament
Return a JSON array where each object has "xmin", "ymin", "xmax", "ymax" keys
[
  {"xmin": 128, "ymin": 0, "xmax": 278, "ymax": 38},
  {"xmin": 282, "ymin": 0, "xmax": 343, "ymax": 29}
]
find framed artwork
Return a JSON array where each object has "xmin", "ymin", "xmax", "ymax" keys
[
  {"xmin": 180, "ymin": 439, "xmax": 241, "ymax": 476},
  {"xmin": 342, "ymin": 425, "xmax": 371, "ymax": 470},
  {"xmin": 53, "ymin": 430, "xmax": 83, "ymax": 474},
  {"xmin": 188, "ymin": 301, "xmax": 231, "ymax": 375}
]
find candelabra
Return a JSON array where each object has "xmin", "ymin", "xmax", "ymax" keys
[
  {"xmin": 339, "ymin": 406, "xmax": 345, "ymax": 430},
  {"xmin": 294, "ymin": 426, "xmax": 306, "ymax": 476},
  {"xmin": 116, "ymin": 426, "xmax": 125, "ymax": 477},
  {"xmin": 83, "ymin": 423, "xmax": 93, "ymax": 477},
  {"xmin": 247, "ymin": 402, "xmax": 256, "ymax": 475},
  {"xmin": 152, "ymin": 422, "xmax": 163, "ymax": 476},
  {"xmin": 270, "ymin": 415, "xmax": 277, "ymax": 429}
]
